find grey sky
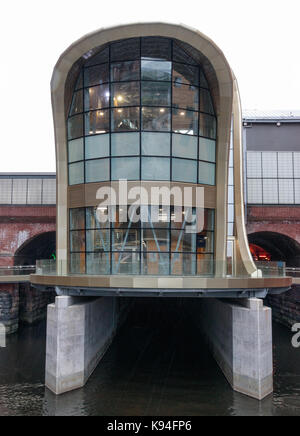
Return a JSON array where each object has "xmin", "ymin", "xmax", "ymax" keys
[{"xmin": 1, "ymin": 0, "xmax": 299, "ymax": 172}]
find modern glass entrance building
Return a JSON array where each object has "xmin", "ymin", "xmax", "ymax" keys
[{"xmin": 47, "ymin": 23, "xmax": 258, "ymax": 280}]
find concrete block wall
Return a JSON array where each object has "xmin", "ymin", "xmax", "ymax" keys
[
  {"xmin": 19, "ymin": 284, "xmax": 55, "ymax": 324},
  {"xmin": 45, "ymin": 296, "xmax": 120, "ymax": 395},
  {"xmin": 185, "ymin": 298, "xmax": 273, "ymax": 400}
]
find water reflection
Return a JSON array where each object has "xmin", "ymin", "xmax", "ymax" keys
[{"xmin": 0, "ymin": 299, "xmax": 300, "ymax": 416}]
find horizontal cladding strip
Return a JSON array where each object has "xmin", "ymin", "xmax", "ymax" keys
[
  {"xmin": 68, "ymin": 181, "xmax": 216, "ymax": 208},
  {"xmin": 30, "ymin": 274, "xmax": 292, "ymax": 289}
]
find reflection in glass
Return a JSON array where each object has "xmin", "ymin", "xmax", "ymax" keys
[
  {"xmin": 171, "ymin": 253, "xmax": 196, "ymax": 275},
  {"xmin": 141, "ymin": 228, "xmax": 170, "ymax": 251},
  {"xmin": 141, "ymin": 60, "xmax": 171, "ymax": 81},
  {"xmin": 142, "ymin": 253, "xmax": 170, "ymax": 275},
  {"xmin": 112, "ymin": 229, "xmax": 140, "ymax": 251},
  {"xmin": 111, "ymin": 81, "xmax": 139, "ymax": 107},
  {"xmin": 111, "ymin": 107, "xmax": 140, "ymax": 132},
  {"xmin": 84, "ymin": 85, "xmax": 109, "ymax": 111},
  {"xmin": 172, "ymin": 134, "xmax": 197, "ymax": 159},
  {"xmin": 85, "ymin": 110, "xmax": 109, "ymax": 135},
  {"xmin": 173, "ymin": 63, "xmax": 199, "ymax": 86},
  {"xmin": 70, "ymin": 230, "xmax": 85, "ymax": 252},
  {"xmin": 68, "ymin": 138, "xmax": 84, "ymax": 163},
  {"xmin": 69, "ymin": 162, "xmax": 84, "ymax": 185},
  {"xmin": 173, "ymin": 43, "xmax": 197, "ymax": 65},
  {"xmin": 172, "ymin": 158, "xmax": 197, "ymax": 183},
  {"xmin": 85, "ymin": 47, "xmax": 109, "ymax": 67},
  {"xmin": 142, "ymin": 107, "xmax": 171, "ymax": 131},
  {"xmin": 111, "ymin": 38, "xmax": 140, "ymax": 61},
  {"xmin": 200, "ymin": 88, "xmax": 215, "ymax": 114},
  {"xmin": 70, "ymin": 208, "xmax": 85, "ymax": 230},
  {"xmin": 87, "ymin": 252, "xmax": 111, "ymax": 274},
  {"xmin": 85, "ymin": 134, "xmax": 109, "ymax": 159},
  {"xmin": 199, "ymin": 161, "xmax": 215, "ymax": 185},
  {"xmin": 141, "ymin": 37, "xmax": 171, "ymax": 60},
  {"xmin": 111, "ymin": 61, "xmax": 140, "ymax": 82},
  {"xmin": 70, "ymin": 253, "xmax": 85, "ymax": 274},
  {"xmin": 199, "ymin": 114, "xmax": 217, "ymax": 139},
  {"xmin": 141, "ymin": 132, "xmax": 170, "ymax": 156},
  {"xmin": 70, "ymin": 90, "xmax": 83, "ymax": 115},
  {"xmin": 85, "ymin": 158, "xmax": 110, "ymax": 183},
  {"xmin": 68, "ymin": 114, "xmax": 83, "ymax": 139},
  {"xmin": 111, "ymin": 157, "xmax": 140, "ymax": 180},
  {"xmin": 173, "ymin": 83, "xmax": 199, "ymax": 111},
  {"xmin": 86, "ymin": 207, "xmax": 110, "ymax": 230},
  {"xmin": 112, "ymin": 252, "xmax": 140, "ymax": 274},
  {"xmin": 173, "ymin": 109, "xmax": 198, "ymax": 135},
  {"xmin": 199, "ymin": 138, "xmax": 216, "ymax": 162},
  {"xmin": 111, "ymin": 132, "xmax": 140, "ymax": 156},
  {"xmin": 84, "ymin": 64, "xmax": 109, "ymax": 87},
  {"xmin": 86, "ymin": 229, "xmax": 110, "ymax": 252},
  {"xmin": 142, "ymin": 157, "xmax": 170, "ymax": 180},
  {"xmin": 142, "ymin": 81, "xmax": 171, "ymax": 106}
]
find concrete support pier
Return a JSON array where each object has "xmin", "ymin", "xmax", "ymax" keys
[
  {"xmin": 45, "ymin": 296, "xmax": 118, "ymax": 395},
  {"xmin": 188, "ymin": 298, "xmax": 273, "ymax": 400}
]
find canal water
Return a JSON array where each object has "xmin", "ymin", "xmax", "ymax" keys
[{"xmin": 0, "ymin": 299, "xmax": 300, "ymax": 416}]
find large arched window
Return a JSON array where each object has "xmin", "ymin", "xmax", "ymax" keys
[{"xmin": 67, "ymin": 37, "xmax": 217, "ymax": 186}]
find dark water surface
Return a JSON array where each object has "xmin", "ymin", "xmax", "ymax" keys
[{"xmin": 0, "ymin": 299, "xmax": 300, "ymax": 416}]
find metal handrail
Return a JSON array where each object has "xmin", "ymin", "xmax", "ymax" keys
[{"xmin": 0, "ymin": 265, "xmax": 36, "ymax": 276}]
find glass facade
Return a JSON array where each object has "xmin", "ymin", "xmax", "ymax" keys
[
  {"xmin": 69, "ymin": 206, "xmax": 215, "ymax": 275},
  {"xmin": 67, "ymin": 37, "xmax": 217, "ymax": 186}
]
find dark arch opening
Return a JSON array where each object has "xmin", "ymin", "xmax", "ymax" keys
[
  {"xmin": 14, "ymin": 231, "xmax": 56, "ymax": 266},
  {"xmin": 248, "ymin": 231, "xmax": 300, "ymax": 267}
]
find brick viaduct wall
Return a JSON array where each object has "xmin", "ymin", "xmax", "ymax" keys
[
  {"xmin": 246, "ymin": 206, "xmax": 300, "ymax": 245},
  {"xmin": 0, "ymin": 206, "xmax": 56, "ymax": 266}
]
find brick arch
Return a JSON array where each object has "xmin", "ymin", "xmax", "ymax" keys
[{"xmin": 14, "ymin": 230, "xmax": 56, "ymax": 266}]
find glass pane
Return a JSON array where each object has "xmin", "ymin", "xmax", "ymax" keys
[
  {"xmin": 171, "ymin": 253, "xmax": 196, "ymax": 275},
  {"xmin": 199, "ymin": 114, "xmax": 216, "ymax": 139},
  {"xmin": 200, "ymin": 70, "xmax": 209, "ymax": 88},
  {"xmin": 85, "ymin": 158, "xmax": 110, "ymax": 183},
  {"xmin": 142, "ymin": 157, "xmax": 170, "ymax": 181},
  {"xmin": 70, "ymin": 208, "xmax": 85, "ymax": 230},
  {"xmin": 171, "ymin": 230, "xmax": 196, "ymax": 252},
  {"xmin": 85, "ymin": 47, "xmax": 109, "ymax": 67},
  {"xmin": 75, "ymin": 71, "xmax": 83, "ymax": 90},
  {"xmin": 111, "ymin": 81, "xmax": 140, "ymax": 107},
  {"xmin": 197, "ymin": 254, "xmax": 214, "ymax": 275},
  {"xmin": 173, "ymin": 63, "xmax": 199, "ymax": 86},
  {"xmin": 142, "ymin": 253, "xmax": 170, "ymax": 275},
  {"xmin": 141, "ymin": 228, "xmax": 170, "ymax": 251},
  {"xmin": 70, "ymin": 230, "xmax": 85, "ymax": 252},
  {"xmin": 84, "ymin": 85, "xmax": 110, "ymax": 111},
  {"xmin": 199, "ymin": 138, "xmax": 216, "ymax": 162},
  {"xmin": 85, "ymin": 134, "xmax": 109, "ymax": 159},
  {"xmin": 141, "ymin": 205, "xmax": 170, "ymax": 229},
  {"xmin": 263, "ymin": 179, "xmax": 278, "ymax": 204},
  {"xmin": 142, "ymin": 132, "xmax": 170, "ymax": 156},
  {"xmin": 173, "ymin": 83, "xmax": 199, "ymax": 111},
  {"xmin": 198, "ymin": 162, "xmax": 215, "ymax": 185},
  {"xmin": 142, "ymin": 107, "xmax": 171, "ymax": 131},
  {"xmin": 112, "ymin": 107, "xmax": 140, "ymax": 132},
  {"xmin": 141, "ymin": 81, "xmax": 171, "ymax": 106},
  {"xmin": 141, "ymin": 60, "xmax": 171, "ymax": 81},
  {"xmin": 173, "ymin": 109, "xmax": 198, "ymax": 135},
  {"xmin": 85, "ymin": 110, "xmax": 109, "ymax": 135},
  {"xmin": 86, "ymin": 252, "xmax": 111, "ymax": 275},
  {"xmin": 173, "ymin": 43, "xmax": 197, "ymax": 65},
  {"xmin": 197, "ymin": 231, "xmax": 214, "ymax": 253},
  {"xmin": 141, "ymin": 37, "xmax": 171, "ymax": 60},
  {"xmin": 69, "ymin": 162, "xmax": 84, "ymax": 185},
  {"xmin": 204, "ymin": 209, "xmax": 215, "ymax": 231},
  {"xmin": 68, "ymin": 114, "xmax": 83, "ymax": 140},
  {"xmin": 84, "ymin": 64, "xmax": 109, "ymax": 87},
  {"xmin": 111, "ymin": 132, "xmax": 140, "ymax": 156},
  {"xmin": 70, "ymin": 253, "xmax": 85, "ymax": 274},
  {"xmin": 86, "ymin": 206, "xmax": 110, "ymax": 230},
  {"xmin": 111, "ymin": 61, "xmax": 140, "ymax": 82},
  {"xmin": 111, "ymin": 38, "xmax": 140, "ymax": 61},
  {"xmin": 172, "ymin": 158, "xmax": 197, "ymax": 183},
  {"xmin": 70, "ymin": 90, "xmax": 83, "ymax": 116},
  {"xmin": 112, "ymin": 229, "xmax": 140, "ymax": 251},
  {"xmin": 86, "ymin": 229, "xmax": 110, "ymax": 252},
  {"xmin": 111, "ymin": 157, "xmax": 140, "ymax": 180},
  {"xmin": 68, "ymin": 138, "xmax": 84, "ymax": 163},
  {"xmin": 112, "ymin": 252, "xmax": 140, "ymax": 274},
  {"xmin": 172, "ymin": 134, "xmax": 197, "ymax": 159},
  {"xmin": 200, "ymin": 88, "xmax": 215, "ymax": 114}
]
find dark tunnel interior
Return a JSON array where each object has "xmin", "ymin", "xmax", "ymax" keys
[{"xmin": 14, "ymin": 231, "xmax": 56, "ymax": 266}]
